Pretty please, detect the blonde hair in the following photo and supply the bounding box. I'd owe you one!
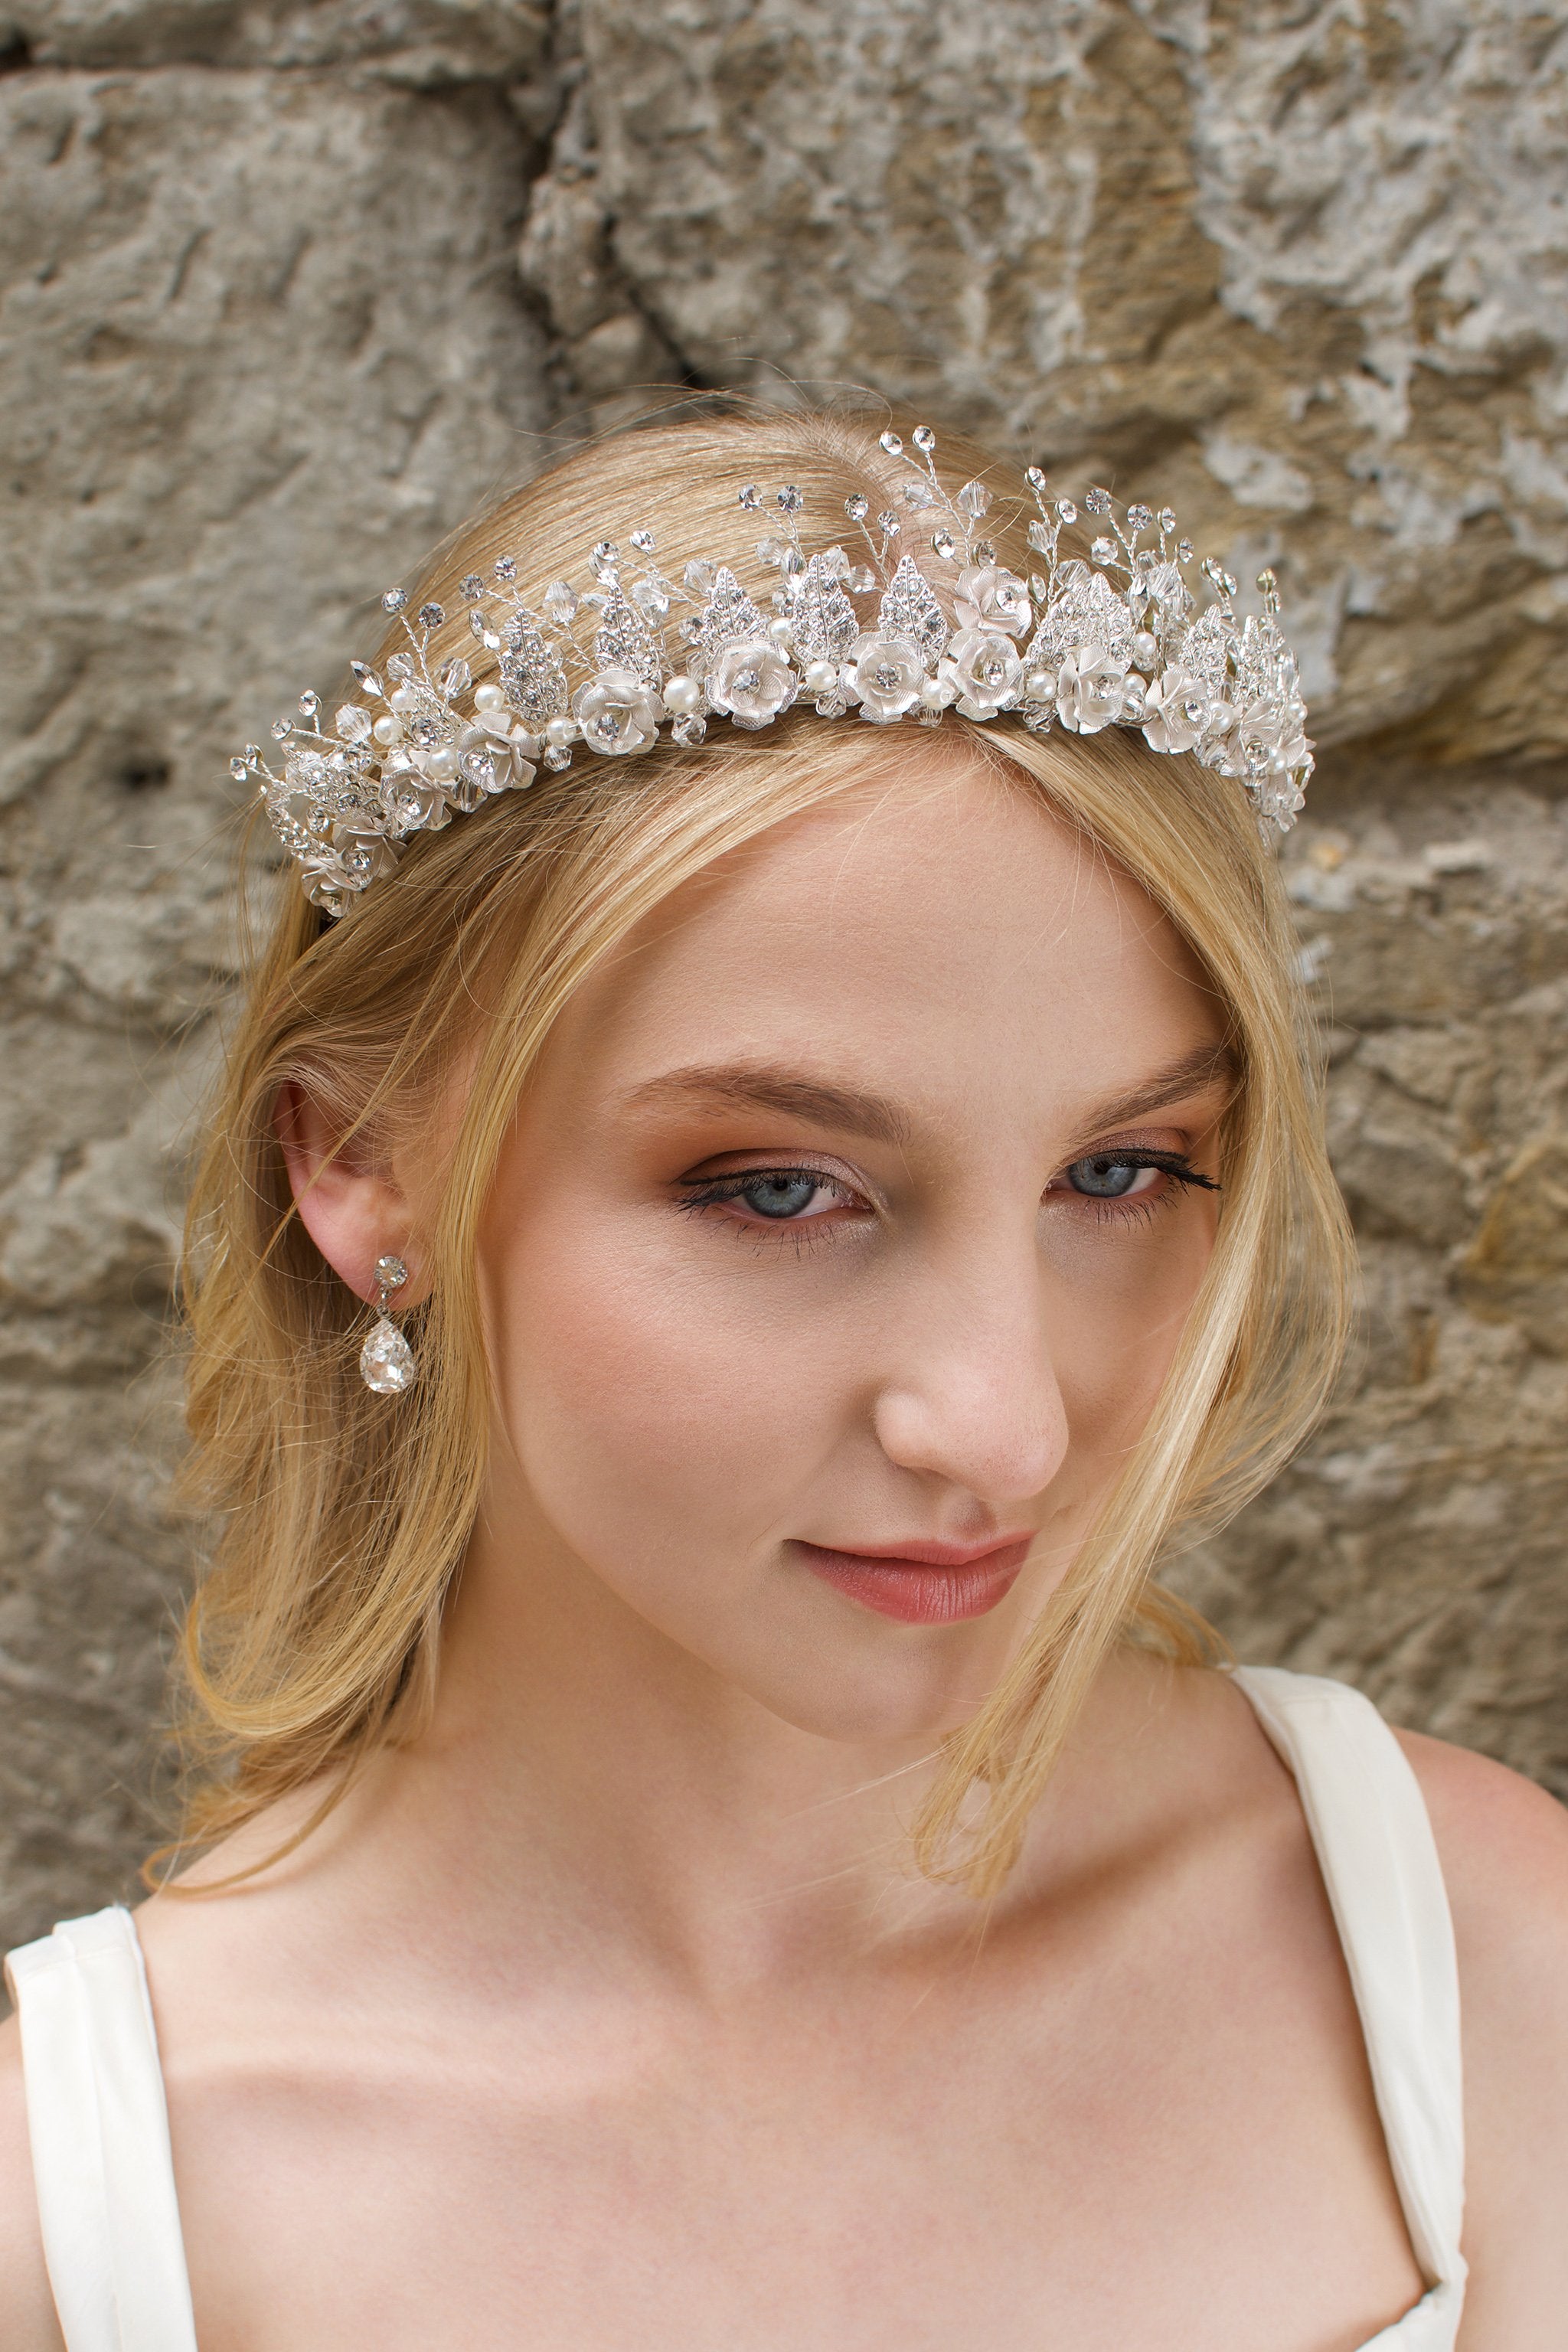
[168,401,1354,1896]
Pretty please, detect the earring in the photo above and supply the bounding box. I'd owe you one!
[359,1253,417,1394]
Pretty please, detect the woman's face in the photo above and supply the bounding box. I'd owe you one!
[473,756,1232,1743]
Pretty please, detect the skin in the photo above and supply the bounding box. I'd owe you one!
[2,753,1566,2347]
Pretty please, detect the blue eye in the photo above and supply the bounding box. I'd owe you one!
[739,1172,823,1219]
[1067,1155,1152,1198]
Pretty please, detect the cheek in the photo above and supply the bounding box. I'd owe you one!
[479,1189,844,1577]
[1047,1208,1219,1471]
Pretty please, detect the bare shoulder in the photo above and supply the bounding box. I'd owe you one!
[0,2012,65,2350]
[1394,1726,1568,1967]
[1395,1728,1568,2336]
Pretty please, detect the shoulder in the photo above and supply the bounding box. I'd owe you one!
[0,2007,66,2349]
[1395,1727,1568,2325]
[1394,1725,1568,1977]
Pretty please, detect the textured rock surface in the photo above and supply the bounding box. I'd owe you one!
[2,0,1567,1952]
[1183,767,1568,1800]
[0,51,552,1949]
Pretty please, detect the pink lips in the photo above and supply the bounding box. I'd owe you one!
[793,1534,1034,1625]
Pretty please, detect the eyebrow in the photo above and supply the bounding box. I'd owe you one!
[619,1062,914,1148]
[620,1040,1236,1153]
[1075,1040,1240,1137]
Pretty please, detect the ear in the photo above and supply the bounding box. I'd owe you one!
[276,1080,420,1305]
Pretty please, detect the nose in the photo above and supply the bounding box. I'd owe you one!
[871,1227,1069,1508]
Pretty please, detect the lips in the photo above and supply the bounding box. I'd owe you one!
[792,1534,1034,1625]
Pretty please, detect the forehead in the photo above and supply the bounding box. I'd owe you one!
[542,760,1222,1117]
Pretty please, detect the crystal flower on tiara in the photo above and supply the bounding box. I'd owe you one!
[237,427,1314,916]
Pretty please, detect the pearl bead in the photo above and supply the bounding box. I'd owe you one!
[424,746,457,781]
[662,675,701,717]
[545,716,577,750]
[1023,668,1053,700]
[473,682,505,710]
[919,678,949,712]
[767,616,794,646]
[372,714,403,745]
[388,685,417,714]
[804,661,838,694]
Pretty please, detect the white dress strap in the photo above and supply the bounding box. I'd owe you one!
[4,1906,198,2352]
[1233,1665,1466,2340]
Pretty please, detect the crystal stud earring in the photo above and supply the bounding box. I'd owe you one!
[359,1253,416,1394]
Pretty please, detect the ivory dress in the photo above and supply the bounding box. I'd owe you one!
[5,1667,1466,2350]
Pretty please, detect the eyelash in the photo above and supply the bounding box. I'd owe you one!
[674,1152,1217,1242]
[1061,1149,1219,1230]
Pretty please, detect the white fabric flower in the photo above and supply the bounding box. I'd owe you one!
[382,773,454,836]
[952,564,1031,638]
[573,667,665,756]
[847,632,926,724]
[706,635,799,728]
[1054,645,1129,734]
[940,627,1023,720]
[1139,664,1207,755]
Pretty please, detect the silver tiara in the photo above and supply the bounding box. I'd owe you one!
[239,428,1313,916]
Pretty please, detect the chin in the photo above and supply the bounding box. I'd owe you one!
[724,1633,1014,1749]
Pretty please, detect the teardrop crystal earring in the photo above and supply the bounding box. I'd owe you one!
[359,1253,417,1394]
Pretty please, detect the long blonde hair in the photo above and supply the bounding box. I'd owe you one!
[169,402,1354,1896]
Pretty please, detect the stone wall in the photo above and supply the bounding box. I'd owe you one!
[2,0,1566,1949]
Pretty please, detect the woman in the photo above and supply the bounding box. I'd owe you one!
[2,405,1564,2347]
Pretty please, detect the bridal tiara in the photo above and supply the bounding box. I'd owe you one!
[239,427,1314,916]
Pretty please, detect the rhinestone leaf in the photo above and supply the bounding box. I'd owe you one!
[791,552,859,666]
[696,566,769,655]
[594,587,662,690]
[877,554,949,664]
[500,609,570,730]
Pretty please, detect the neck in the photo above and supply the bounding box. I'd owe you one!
[407,1531,969,1989]
[323,1483,1161,1997]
